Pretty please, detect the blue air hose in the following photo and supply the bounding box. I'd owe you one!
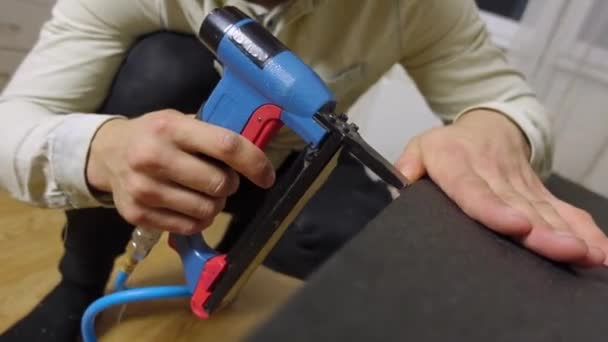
[112,270,129,292]
[80,285,190,342]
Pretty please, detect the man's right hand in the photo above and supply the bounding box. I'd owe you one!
[86,109,276,234]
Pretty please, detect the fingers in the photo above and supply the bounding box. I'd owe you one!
[407,123,607,268]
[576,247,606,268]
[109,110,267,235]
[425,138,602,266]
[151,150,240,198]
[551,199,608,266]
[114,191,212,235]
[528,199,570,233]
[125,138,241,197]
[471,171,597,266]
[497,190,589,262]
[172,119,275,188]
[522,203,595,265]
[395,136,426,182]
[123,174,226,222]
[505,173,606,266]
[516,226,590,264]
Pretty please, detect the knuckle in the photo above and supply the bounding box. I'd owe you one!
[253,157,271,179]
[227,171,240,195]
[529,201,551,216]
[574,208,594,223]
[529,198,552,210]
[126,177,158,203]
[403,134,421,151]
[218,131,241,155]
[159,109,181,116]
[194,219,214,232]
[420,127,442,141]
[208,169,240,196]
[420,129,458,149]
[177,222,198,235]
[208,173,230,196]
[213,197,227,213]
[436,140,469,161]
[522,170,548,193]
[194,200,215,220]
[529,199,561,221]
[193,198,224,221]
[418,133,439,151]
[123,207,147,225]
[127,144,161,171]
[148,112,176,135]
[150,117,171,135]
[495,188,521,204]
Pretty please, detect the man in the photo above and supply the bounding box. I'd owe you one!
[1,0,607,341]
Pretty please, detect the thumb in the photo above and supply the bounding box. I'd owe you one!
[395,136,426,182]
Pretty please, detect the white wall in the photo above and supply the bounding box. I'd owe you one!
[0,0,55,90]
[507,0,608,195]
[549,67,608,193]
[347,65,441,164]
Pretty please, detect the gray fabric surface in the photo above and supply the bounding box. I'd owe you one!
[248,175,608,342]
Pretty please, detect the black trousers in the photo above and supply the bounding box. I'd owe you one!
[59,31,393,289]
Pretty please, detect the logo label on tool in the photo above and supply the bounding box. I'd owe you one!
[226,22,286,68]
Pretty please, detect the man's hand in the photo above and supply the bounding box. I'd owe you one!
[86,109,275,234]
[395,110,608,267]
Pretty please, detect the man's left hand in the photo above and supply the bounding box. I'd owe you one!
[395,109,608,267]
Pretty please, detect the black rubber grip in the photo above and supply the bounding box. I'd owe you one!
[199,6,249,53]
[199,6,287,67]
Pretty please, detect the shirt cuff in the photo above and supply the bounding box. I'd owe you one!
[50,113,124,208]
[452,101,547,175]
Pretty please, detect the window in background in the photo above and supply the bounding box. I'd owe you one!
[475,0,532,50]
[475,0,529,21]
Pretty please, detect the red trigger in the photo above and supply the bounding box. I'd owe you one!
[241,104,283,149]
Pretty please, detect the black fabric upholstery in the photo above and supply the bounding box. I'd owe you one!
[248,175,608,342]
[263,152,393,279]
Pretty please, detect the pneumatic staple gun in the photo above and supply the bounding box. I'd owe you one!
[177,6,409,318]
[118,5,407,320]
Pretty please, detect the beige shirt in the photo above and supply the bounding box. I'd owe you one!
[0,0,552,209]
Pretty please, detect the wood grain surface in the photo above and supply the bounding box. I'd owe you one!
[0,191,302,341]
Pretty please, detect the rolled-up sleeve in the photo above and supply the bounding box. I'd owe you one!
[399,0,553,178]
[0,0,160,208]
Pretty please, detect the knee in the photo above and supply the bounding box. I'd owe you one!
[99,31,220,117]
